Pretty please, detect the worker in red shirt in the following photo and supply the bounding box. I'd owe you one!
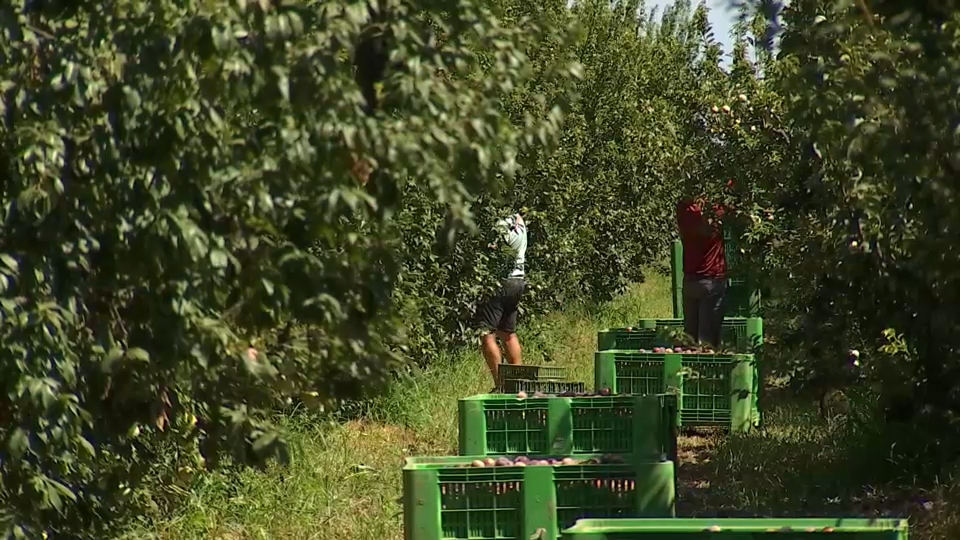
[676,194,728,348]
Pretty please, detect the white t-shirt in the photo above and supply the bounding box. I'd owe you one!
[497,214,527,279]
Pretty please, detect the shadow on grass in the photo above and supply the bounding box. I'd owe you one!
[677,392,960,539]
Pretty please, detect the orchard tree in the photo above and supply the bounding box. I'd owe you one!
[770,1,960,426]
[506,0,727,305]
[388,0,739,363]
[719,0,960,464]
[0,0,575,536]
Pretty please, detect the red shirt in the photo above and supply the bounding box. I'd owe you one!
[677,198,727,279]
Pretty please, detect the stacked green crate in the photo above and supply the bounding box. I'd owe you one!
[500,379,587,394]
[725,275,763,318]
[497,364,586,395]
[596,317,763,352]
[404,388,681,539]
[670,240,684,319]
[458,394,679,463]
[500,365,568,381]
[402,456,676,540]
[594,351,757,432]
[560,518,909,538]
[596,318,763,427]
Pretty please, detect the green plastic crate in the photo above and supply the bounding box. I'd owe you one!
[723,223,743,269]
[597,317,763,352]
[670,240,683,319]
[596,318,764,428]
[725,276,762,318]
[594,352,756,432]
[499,364,568,382]
[458,394,679,462]
[561,518,909,538]
[500,380,587,395]
[402,456,676,540]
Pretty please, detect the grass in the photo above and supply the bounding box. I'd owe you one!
[679,391,960,539]
[136,271,959,540]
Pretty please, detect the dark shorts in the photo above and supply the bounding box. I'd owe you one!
[683,276,727,348]
[475,277,526,334]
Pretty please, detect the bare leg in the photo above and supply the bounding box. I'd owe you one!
[481,332,502,384]
[498,331,522,365]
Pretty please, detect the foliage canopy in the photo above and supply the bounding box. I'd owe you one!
[8,0,960,536]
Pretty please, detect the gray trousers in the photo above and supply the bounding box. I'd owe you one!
[683,277,727,348]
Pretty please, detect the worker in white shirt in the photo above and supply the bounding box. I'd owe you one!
[475,212,527,388]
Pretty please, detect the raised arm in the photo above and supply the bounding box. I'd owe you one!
[497,214,523,238]
[491,213,525,249]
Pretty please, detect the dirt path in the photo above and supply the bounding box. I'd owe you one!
[676,431,729,517]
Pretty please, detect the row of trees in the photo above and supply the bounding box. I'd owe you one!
[711,1,960,443]
[0,0,725,536]
[4,0,959,535]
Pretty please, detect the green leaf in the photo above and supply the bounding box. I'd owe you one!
[251,431,279,455]
[47,477,78,506]
[126,348,150,362]
[102,347,124,373]
[8,428,29,460]
[0,253,19,273]
[210,249,228,269]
